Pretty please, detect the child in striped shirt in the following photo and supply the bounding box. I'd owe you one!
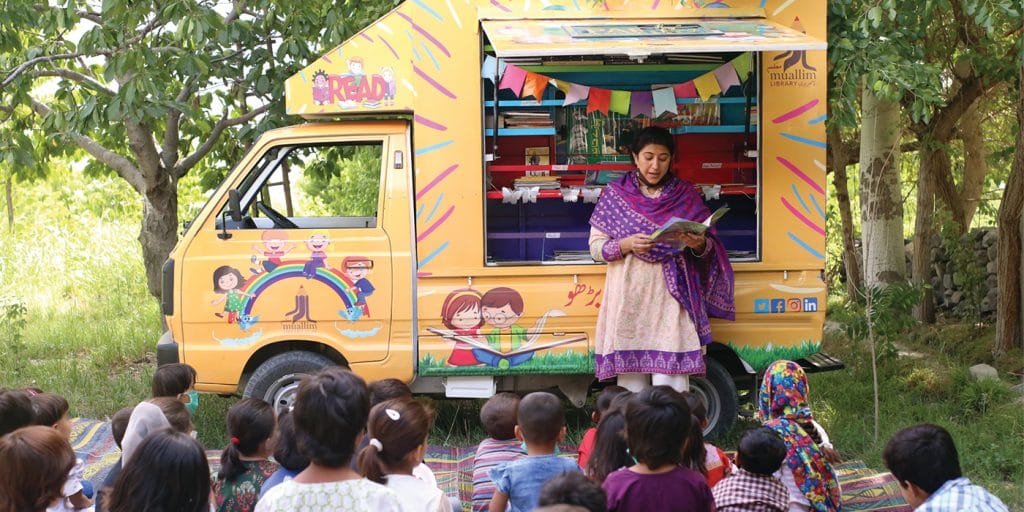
[472,393,526,512]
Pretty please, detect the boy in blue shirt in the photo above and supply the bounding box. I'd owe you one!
[489,392,581,512]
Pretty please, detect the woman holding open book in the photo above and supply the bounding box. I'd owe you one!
[588,126,735,393]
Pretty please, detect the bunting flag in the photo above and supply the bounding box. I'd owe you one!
[481,55,499,82]
[629,91,654,118]
[609,90,631,115]
[713,62,741,93]
[498,64,527,96]
[587,87,611,114]
[564,83,590,106]
[521,71,549,100]
[731,52,753,81]
[652,87,676,116]
[693,72,722,101]
[673,81,698,99]
[552,79,572,94]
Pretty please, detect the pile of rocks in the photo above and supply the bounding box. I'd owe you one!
[929,228,997,314]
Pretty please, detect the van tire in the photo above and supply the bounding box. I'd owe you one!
[691,358,738,440]
[243,351,337,413]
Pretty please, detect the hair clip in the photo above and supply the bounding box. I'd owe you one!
[230,437,240,445]
[369,438,383,451]
[385,408,401,421]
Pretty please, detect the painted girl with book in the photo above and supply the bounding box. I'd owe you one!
[588,126,735,393]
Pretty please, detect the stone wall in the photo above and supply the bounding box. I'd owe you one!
[929,227,997,314]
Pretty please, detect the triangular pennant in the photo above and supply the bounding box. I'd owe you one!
[564,83,590,106]
[693,72,722,101]
[713,62,741,93]
[673,81,698,99]
[481,55,498,82]
[521,71,550,100]
[552,79,572,94]
[587,87,611,115]
[498,64,527,96]
[630,91,654,118]
[731,53,752,81]
[652,87,677,116]
[609,90,631,115]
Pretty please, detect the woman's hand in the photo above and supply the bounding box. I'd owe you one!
[620,234,653,255]
[679,231,707,253]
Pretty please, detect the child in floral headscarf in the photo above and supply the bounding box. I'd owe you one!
[758,360,842,512]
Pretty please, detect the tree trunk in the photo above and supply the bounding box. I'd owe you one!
[912,147,941,323]
[959,100,987,228]
[859,88,906,288]
[832,161,863,298]
[4,177,12,231]
[993,75,1023,354]
[139,177,180,298]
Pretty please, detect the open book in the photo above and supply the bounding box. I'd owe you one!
[650,206,730,243]
[425,327,585,358]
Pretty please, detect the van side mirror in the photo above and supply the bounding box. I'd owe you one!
[227,189,243,222]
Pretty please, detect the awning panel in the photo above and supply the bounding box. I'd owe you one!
[482,18,826,59]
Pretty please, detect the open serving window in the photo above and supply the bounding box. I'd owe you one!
[480,17,825,266]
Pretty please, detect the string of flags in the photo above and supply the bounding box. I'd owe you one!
[481,53,753,116]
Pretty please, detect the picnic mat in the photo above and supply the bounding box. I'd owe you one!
[73,418,909,511]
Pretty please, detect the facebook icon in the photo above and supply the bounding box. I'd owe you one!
[770,298,786,313]
[803,298,818,312]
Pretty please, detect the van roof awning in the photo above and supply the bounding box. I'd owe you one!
[481,18,826,59]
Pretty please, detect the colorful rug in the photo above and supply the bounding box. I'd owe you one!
[74,418,909,511]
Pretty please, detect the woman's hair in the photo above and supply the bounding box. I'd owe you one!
[357,398,432,484]
[147,397,192,433]
[480,392,521,440]
[272,411,310,472]
[624,386,691,470]
[0,426,76,512]
[585,408,632,484]
[679,392,708,475]
[629,126,675,157]
[151,363,197,397]
[292,366,369,468]
[107,428,210,512]
[29,392,69,427]
[219,398,276,482]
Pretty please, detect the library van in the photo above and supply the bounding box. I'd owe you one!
[158,0,836,435]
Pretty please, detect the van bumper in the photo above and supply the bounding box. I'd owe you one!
[156,330,180,366]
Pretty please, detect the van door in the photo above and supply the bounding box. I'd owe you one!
[179,131,399,386]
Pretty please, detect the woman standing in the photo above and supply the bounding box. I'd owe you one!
[589,126,734,392]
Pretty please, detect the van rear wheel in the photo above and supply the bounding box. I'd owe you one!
[243,351,336,414]
[690,358,738,440]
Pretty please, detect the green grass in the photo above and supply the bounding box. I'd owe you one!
[728,340,821,372]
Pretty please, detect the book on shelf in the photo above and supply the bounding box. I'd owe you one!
[650,206,730,243]
[553,250,594,262]
[524,146,550,175]
[514,175,561,189]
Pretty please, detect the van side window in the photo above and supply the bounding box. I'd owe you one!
[225,141,384,230]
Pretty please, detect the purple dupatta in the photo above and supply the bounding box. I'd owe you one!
[589,173,736,347]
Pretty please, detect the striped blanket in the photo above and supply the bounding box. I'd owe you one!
[73,418,909,511]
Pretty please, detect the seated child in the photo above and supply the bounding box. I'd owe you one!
[31,392,93,512]
[0,426,77,512]
[260,410,310,498]
[577,386,628,470]
[538,471,608,512]
[601,386,714,512]
[584,393,633,484]
[472,392,526,512]
[489,392,581,512]
[106,428,211,512]
[213,398,279,512]
[94,406,133,512]
[713,427,789,512]
[681,391,734,487]
[883,423,1008,511]
[0,388,34,436]
[151,363,199,415]
[358,398,448,512]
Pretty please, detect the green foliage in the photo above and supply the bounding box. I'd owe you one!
[300,145,382,217]
[0,296,28,377]
[937,217,988,319]
[835,281,923,359]
[727,341,821,372]
[952,368,1014,415]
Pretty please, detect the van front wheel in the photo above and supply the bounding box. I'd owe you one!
[690,358,738,440]
[243,351,336,414]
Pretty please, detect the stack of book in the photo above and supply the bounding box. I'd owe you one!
[553,250,594,262]
[514,175,561,189]
[503,111,553,128]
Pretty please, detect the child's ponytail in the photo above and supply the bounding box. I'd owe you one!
[681,412,707,475]
[218,398,276,482]
[356,398,431,484]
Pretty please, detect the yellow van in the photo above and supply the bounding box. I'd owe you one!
[158,0,835,435]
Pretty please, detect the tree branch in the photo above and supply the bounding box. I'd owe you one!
[28,69,115,96]
[160,82,198,170]
[3,53,86,88]
[173,102,273,177]
[27,97,146,194]
[125,120,163,190]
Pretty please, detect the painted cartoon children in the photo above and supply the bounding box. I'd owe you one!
[251,229,296,274]
[381,67,396,106]
[477,287,533,368]
[312,70,330,106]
[211,266,253,324]
[440,288,485,367]
[342,257,375,314]
[301,234,330,279]
[345,57,365,86]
